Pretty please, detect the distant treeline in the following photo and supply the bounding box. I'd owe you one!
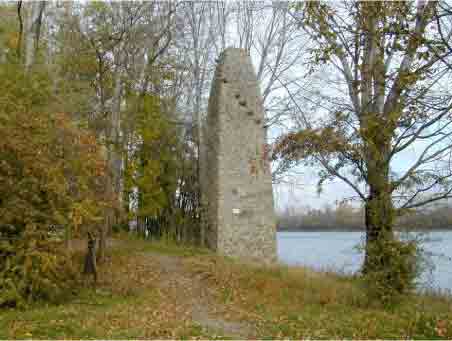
[277,202,452,231]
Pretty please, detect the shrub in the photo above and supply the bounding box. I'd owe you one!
[0,227,79,307]
[0,65,110,307]
[363,238,421,304]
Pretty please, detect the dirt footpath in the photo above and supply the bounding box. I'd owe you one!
[143,252,254,338]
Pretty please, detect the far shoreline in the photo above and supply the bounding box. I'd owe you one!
[277,227,452,233]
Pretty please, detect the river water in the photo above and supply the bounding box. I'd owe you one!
[277,231,452,292]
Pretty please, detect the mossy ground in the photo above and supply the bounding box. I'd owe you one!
[1,234,451,339]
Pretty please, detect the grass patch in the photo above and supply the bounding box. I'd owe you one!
[185,254,452,339]
[113,232,212,257]
[1,234,451,339]
[0,236,213,339]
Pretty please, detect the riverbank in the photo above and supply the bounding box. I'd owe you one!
[1,235,451,339]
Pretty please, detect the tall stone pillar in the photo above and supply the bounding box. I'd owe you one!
[201,48,277,264]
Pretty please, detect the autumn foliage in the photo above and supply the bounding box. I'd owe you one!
[0,66,109,307]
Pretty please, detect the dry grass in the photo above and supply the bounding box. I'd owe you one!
[185,254,452,339]
[0,239,210,339]
[1,235,452,339]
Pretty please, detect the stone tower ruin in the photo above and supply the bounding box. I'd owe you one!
[201,48,277,264]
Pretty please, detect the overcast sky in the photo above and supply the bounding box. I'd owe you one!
[216,3,452,212]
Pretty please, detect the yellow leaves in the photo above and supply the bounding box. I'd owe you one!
[0,68,110,307]
[399,70,421,88]
[274,126,352,162]
[69,203,85,228]
[2,109,107,226]
[6,32,19,50]
[435,319,448,338]
[70,210,83,229]
[70,199,105,234]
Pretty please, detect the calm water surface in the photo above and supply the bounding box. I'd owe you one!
[277,231,452,292]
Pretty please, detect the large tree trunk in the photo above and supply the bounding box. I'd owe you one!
[362,159,395,274]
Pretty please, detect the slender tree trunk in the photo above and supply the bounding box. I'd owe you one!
[16,1,23,61]
[24,1,45,72]
[98,218,107,263]
[98,167,115,263]
[122,134,130,228]
[110,66,122,202]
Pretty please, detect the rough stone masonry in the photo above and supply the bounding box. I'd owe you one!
[201,48,277,264]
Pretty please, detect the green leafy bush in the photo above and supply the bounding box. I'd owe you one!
[363,238,421,303]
